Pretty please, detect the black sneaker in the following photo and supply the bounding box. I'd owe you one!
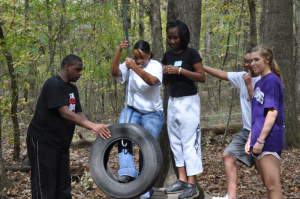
[117,175,135,183]
[178,183,199,199]
[164,180,188,194]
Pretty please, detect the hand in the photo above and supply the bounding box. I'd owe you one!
[242,69,251,86]
[163,65,179,74]
[92,124,111,139]
[198,50,203,59]
[252,141,264,154]
[125,58,136,69]
[118,37,129,52]
[245,139,251,154]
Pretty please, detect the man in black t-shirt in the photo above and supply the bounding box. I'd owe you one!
[27,54,110,199]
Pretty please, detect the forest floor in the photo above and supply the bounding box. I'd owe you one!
[1,126,299,199]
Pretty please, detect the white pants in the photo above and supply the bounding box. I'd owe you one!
[167,94,203,176]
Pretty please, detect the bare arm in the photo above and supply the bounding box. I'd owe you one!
[162,66,170,85]
[243,72,254,100]
[163,62,206,83]
[125,58,159,86]
[111,38,128,77]
[58,106,111,139]
[181,62,206,82]
[77,112,88,120]
[198,50,228,81]
[245,131,252,154]
[252,108,278,154]
[203,65,229,81]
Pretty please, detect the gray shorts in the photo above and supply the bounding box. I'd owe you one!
[224,128,255,168]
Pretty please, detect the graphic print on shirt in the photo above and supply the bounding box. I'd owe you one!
[69,93,76,112]
[254,87,264,104]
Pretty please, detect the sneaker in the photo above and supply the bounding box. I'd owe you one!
[140,189,154,199]
[117,175,135,183]
[212,193,229,199]
[164,180,188,194]
[178,183,199,199]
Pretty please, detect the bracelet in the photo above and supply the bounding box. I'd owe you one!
[178,67,182,75]
[257,138,265,144]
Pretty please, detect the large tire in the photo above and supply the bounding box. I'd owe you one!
[89,123,163,198]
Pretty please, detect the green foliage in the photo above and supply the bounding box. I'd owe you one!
[0,0,264,141]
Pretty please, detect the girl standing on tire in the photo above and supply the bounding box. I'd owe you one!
[111,38,164,199]
[245,45,284,199]
[162,20,206,199]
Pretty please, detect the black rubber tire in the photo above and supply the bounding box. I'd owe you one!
[89,123,163,198]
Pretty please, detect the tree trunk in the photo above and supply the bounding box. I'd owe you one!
[149,0,164,62]
[295,0,300,115]
[0,24,20,161]
[247,0,257,47]
[154,0,206,198]
[171,1,202,49]
[46,0,55,76]
[25,0,36,115]
[0,91,13,190]
[127,0,131,30]
[139,0,144,38]
[260,0,300,148]
[205,16,216,111]
[154,0,177,188]
[243,22,251,51]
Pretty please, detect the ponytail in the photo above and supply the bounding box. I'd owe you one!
[251,45,283,83]
[270,59,283,83]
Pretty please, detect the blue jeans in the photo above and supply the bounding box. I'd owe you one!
[118,106,164,178]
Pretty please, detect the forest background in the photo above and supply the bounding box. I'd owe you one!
[0,0,300,198]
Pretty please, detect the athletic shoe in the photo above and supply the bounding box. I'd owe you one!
[140,189,154,199]
[117,175,135,183]
[164,180,188,194]
[178,183,199,199]
[212,193,229,199]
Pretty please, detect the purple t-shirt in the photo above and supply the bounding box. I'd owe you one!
[250,73,284,152]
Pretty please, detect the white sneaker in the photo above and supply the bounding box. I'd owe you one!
[212,193,229,199]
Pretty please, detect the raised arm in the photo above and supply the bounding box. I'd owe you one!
[203,65,229,81]
[243,70,254,99]
[58,107,110,139]
[111,37,128,77]
[125,58,159,86]
[198,51,228,81]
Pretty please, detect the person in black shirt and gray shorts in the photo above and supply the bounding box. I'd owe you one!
[162,20,206,199]
[26,54,111,199]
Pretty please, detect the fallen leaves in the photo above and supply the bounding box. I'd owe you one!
[1,129,300,198]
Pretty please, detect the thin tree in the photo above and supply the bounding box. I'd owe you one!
[247,0,257,47]
[139,0,144,38]
[0,22,20,161]
[295,0,300,114]
[0,86,13,190]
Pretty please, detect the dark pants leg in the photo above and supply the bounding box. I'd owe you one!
[55,150,71,199]
[27,135,72,199]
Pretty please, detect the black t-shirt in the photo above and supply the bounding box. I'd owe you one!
[27,75,82,152]
[162,47,202,97]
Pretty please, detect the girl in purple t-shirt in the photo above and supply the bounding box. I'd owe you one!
[245,45,284,199]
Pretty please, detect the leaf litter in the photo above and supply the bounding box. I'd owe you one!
[1,130,299,198]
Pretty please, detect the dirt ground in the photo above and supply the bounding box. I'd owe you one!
[1,128,299,199]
